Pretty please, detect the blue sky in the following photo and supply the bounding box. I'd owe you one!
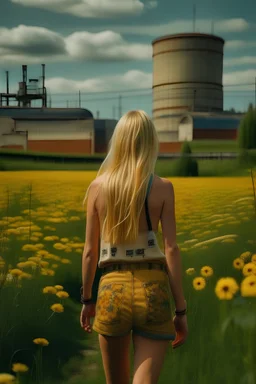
[0,0,255,118]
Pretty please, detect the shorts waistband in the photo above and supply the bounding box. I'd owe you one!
[102,262,167,274]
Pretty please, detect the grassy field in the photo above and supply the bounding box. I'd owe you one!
[189,140,238,152]
[0,157,251,177]
[0,172,256,383]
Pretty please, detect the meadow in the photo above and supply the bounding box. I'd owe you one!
[0,171,256,384]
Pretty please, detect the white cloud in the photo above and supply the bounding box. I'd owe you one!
[223,69,256,90]
[11,0,147,18]
[101,18,250,36]
[225,40,256,49]
[46,70,152,93]
[46,68,256,94]
[215,18,249,32]
[0,26,151,65]
[224,56,256,67]
[65,31,151,60]
[0,25,66,56]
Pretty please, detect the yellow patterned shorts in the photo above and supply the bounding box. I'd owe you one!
[93,269,175,340]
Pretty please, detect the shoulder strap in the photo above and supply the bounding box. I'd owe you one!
[146,173,153,198]
[145,174,153,231]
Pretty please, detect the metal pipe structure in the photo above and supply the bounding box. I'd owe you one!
[6,71,9,106]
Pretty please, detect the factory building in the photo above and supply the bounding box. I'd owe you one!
[151,32,240,152]
[0,64,118,155]
[0,107,117,154]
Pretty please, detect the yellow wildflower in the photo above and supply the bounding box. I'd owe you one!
[9,269,23,277]
[37,250,49,257]
[51,303,64,313]
[215,278,239,300]
[64,247,72,253]
[233,258,244,270]
[0,373,16,383]
[56,291,69,299]
[60,238,69,243]
[193,277,206,291]
[16,262,27,269]
[30,236,39,242]
[251,254,256,264]
[53,243,67,250]
[44,226,56,231]
[44,236,55,241]
[242,263,256,277]
[32,232,43,237]
[28,257,41,263]
[12,363,29,373]
[61,259,71,264]
[186,268,195,275]
[43,286,57,294]
[55,285,63,290]
[240,251,251,261]
[241,275,256,297]
[18,272,32,280]
[35,244,44,250]
[200,266,213,277]
[22,244,38,252]
[40,261,49,268]
[33,338,49,346]
[41,269,55,276]
[69,216,80,221]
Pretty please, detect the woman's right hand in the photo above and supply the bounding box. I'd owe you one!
[172,315,188,349]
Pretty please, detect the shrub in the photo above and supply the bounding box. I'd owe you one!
[175,142,198,177]
[0,161,6,171]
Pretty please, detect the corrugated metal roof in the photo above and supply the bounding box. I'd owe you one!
[155,113,242,130]
[0,107,93,120]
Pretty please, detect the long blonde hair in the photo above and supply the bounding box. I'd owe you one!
[84,110,159,245]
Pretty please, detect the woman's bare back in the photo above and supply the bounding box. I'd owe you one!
[94,174,171,235]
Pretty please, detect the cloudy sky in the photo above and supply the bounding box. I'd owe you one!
[0,0,255,118]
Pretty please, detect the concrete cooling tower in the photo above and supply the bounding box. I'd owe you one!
[152,33,225,151]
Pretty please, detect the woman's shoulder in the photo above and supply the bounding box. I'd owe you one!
[154,175,173,188]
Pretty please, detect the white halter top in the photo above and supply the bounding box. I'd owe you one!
[98,174,166,267]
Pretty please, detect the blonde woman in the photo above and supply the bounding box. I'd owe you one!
[80,110,188,384]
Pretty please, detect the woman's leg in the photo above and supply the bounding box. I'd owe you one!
[98,332,131,384]
[132,334,169,384]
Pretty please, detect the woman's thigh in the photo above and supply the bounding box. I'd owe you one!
[132,333,169,384]
[98,332,131,384]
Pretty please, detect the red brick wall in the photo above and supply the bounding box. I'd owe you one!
[159,142,183,153]
[27,140,92,154]
[193,129,237,140]
[0,145,24,150]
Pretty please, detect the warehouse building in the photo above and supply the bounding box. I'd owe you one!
[0,107,117,154]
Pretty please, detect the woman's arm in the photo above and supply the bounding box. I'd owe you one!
[82,180,100,300]
[160,179,186,311]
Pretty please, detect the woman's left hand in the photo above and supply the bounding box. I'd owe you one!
[80,304,96,333]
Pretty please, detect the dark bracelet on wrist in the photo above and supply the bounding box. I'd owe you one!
[175,308,187,316]
[80,287,94,305]
[81,297,94,305]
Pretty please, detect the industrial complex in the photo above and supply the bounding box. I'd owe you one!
[0,33,243,154]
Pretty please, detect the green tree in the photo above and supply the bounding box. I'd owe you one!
[238,104,256,150]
